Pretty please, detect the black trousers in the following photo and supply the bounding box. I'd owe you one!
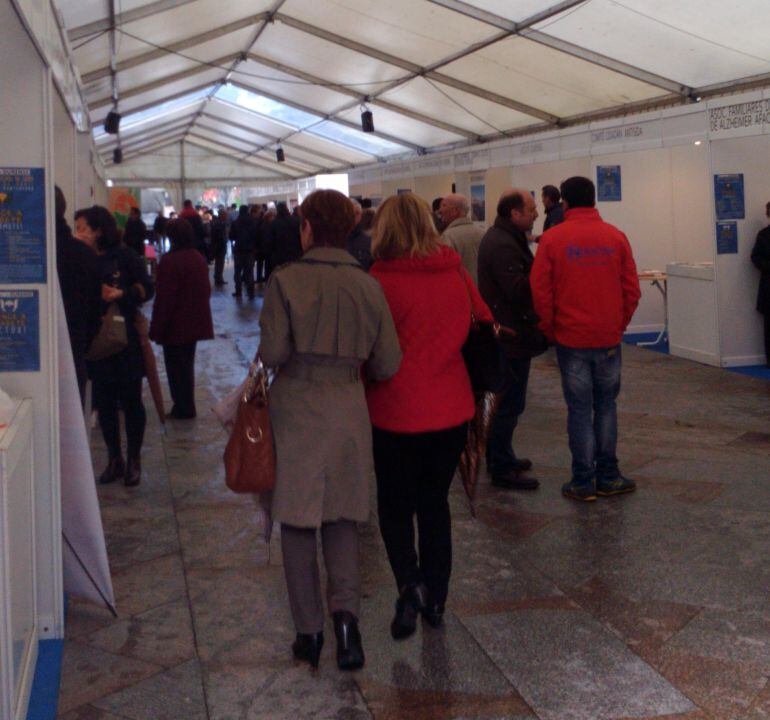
[213,247,226,283]
[764,314,770,366]
[233,252,255,296]
[163,342,197,418]
[373,423,467,609]
[93,374,146,460]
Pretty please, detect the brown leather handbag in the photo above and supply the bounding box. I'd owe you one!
[223,358,276,493]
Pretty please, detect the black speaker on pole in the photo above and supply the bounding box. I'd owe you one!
[104,110,121,134]
[276,147,285,163]
[361,109,374,133]
[113,147,123,164]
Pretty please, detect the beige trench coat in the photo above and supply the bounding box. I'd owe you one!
[259,247,401,528]
[442,217,485,284]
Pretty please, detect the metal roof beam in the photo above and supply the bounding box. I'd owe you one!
[425,0,690,96]
[97,120,193,150]
[274,13,556,123]
[93,86,212,124]
[184,137,300,179]
[89,54,241,110]
[106,136,186,164]
[81,13,270,84]
[68,0,199,41]
[244,53,480,141]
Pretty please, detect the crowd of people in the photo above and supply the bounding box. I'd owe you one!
[56,177,645,674]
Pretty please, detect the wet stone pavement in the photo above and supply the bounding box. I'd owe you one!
[59,267,770,720]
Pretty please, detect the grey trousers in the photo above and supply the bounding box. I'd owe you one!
[281,520,360,634]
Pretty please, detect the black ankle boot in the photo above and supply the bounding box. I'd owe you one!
[333,611,364,671]
[292,632,323,669]
[390,582,427,640]
[99,456,125,484]
[124,457,141,487]
[421,602,445,628]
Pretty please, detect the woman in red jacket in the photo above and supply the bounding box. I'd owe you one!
[367,193,492,639]
[149,219,214,419]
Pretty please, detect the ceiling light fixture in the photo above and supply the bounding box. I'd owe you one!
[276,144,285,163]
[360,100,374,133]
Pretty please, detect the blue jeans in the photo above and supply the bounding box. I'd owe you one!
[486,357,531,474]
[556,344,622,485]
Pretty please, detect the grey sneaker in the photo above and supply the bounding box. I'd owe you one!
[561,479,597,502]
[596,475,636,496]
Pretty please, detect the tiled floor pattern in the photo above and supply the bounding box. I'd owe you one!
[58,279,770,720]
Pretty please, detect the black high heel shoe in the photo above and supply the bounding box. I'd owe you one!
[99,456,125,484]
[390,582,427,640]
[292,632,324,669]
[333,611,364,671]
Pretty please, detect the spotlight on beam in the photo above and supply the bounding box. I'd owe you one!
[104,110,121,134]
[113,147,123,164]
[276,145,285,163]
[360,103,374,133]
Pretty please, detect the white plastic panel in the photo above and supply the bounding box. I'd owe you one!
[459,0,566,23]
[281,0,497,67]
[441,36,664,117]
[255,22,407,96]
[382,77,536,136]
[184,137,304,177]
[335,106,464,148]
[533,0,770,88]
[191,126,254,153]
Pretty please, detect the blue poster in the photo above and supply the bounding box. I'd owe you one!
[0,167,46,284]
[716,221,738,255]
[714,173,745,220]
[0,290,40,372]
[470,184,485,222]
[597,165,622,202]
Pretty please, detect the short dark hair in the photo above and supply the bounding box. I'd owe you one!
[55,185,66,219]
[560,176,595,208]
[129,206,140,216]
[361,198,372,209]
[276,201,290,218]
[183,199,193,208]
[300,189,355,249]
[74,208,89,222]
[542,185,560,203]
[432,197,443,212]
[497,191,526,219]
[166,218,195,249]
[84,205,120,250]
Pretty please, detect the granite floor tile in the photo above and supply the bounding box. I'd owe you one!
[56,641,163,715]
[463,609,695,720]
[744,679,770,719]
[80,598,196,668]
[111,553,187,617]
[64,599,119,641]
[59,706,130,720]
[92,659,207,720]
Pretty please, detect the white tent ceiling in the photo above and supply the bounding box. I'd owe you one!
[55,0,770,180]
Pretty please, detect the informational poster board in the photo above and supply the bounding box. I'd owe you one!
[470,183,486,222]
[716,221,739,255]
[0,289,40,371]
[0,167,46,283]
[107,187,140,230]
[597,165,622,202]
[714,174,745,220]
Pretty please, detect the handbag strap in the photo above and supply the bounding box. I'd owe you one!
[457,269,516,339]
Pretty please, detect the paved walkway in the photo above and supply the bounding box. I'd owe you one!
[58,276,770,720]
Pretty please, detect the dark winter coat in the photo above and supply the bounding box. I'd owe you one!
[149,248,214,346]
[270,215,302,267]
[346,225,373,270]
[751,225,770,315]
[477,216,548,359]
[123,217,147,256]
[229,214,257,254]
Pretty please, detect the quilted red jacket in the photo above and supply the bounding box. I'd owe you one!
[367,245,493,433]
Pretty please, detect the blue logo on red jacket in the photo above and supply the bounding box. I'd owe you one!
[566,245,615,266]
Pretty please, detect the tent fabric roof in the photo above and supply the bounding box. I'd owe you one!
[56,0,770,178]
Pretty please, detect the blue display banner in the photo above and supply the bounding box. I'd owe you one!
[597,165,622,202]
[0,167,46,284]
[714,173,745,220]
[716,221,738,255]
[0,289,40,372]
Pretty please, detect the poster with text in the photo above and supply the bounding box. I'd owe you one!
[0,289,40,372]
[0,167,46,284]
[470,184,486,222]
[716,221,738,255]
[108,187,140,230]
[597,165,622,202]
[714,174,745,220]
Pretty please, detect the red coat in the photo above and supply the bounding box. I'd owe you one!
[149,248,214,346]
[367,245,493,433]
[530,207,641,348]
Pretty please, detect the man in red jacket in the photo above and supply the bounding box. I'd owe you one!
[531,176,641,502]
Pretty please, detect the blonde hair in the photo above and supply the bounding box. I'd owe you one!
[372,193,441,260]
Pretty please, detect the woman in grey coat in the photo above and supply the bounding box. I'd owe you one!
[259,189,401,671]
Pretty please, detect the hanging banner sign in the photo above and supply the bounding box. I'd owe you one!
[714,174,745,220]
[597,165,622,202]
[0,167,46,284]
[0,289,40,372]
[716,221,738,255]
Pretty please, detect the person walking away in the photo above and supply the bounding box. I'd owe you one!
[530,176,641,502]
[259,190,401,671]
[210,209,228,286]
[123,207,147,257]
[477,189,548,490]
[367,193,493,639]
[270,202,302,270]
[346,200,373,270]
[149,219,214,419]
[229,205,257,299]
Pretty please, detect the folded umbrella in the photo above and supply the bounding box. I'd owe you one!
[458,392,500,517]
[134,312,166,425]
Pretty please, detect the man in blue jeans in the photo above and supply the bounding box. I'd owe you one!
[530,176,641,501]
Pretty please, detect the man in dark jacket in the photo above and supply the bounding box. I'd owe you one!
[270,202,302,269]
[751,201,770,366]
[346,200,373,270]
[229,205,257,298]
[123,207,147,256]
[179,199,207,259]
[478,188,547,490]
[55,186,102,405]
[210,209,229,286]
